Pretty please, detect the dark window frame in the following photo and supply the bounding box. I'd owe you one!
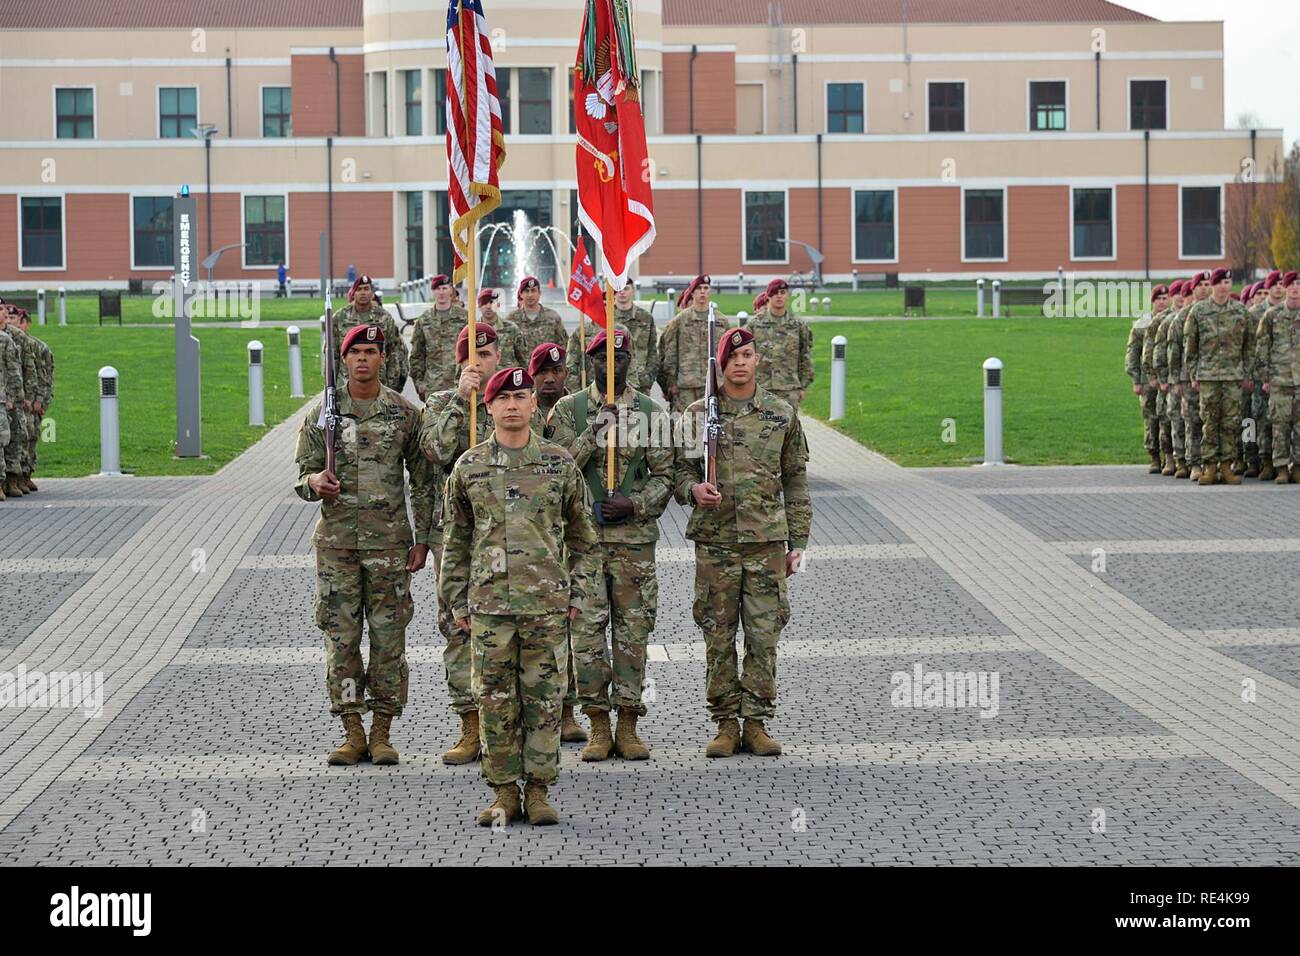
[1071,187,1115,259]
[244,195,287,267]
[262,87,292,138]
[1029,80,1067,132]
[743,190,788,264]
[55,87,95,139]
[403,70,422,136]
[159,86,198,139]
[963,188,1005,261]
[827,82,864,134]
[517,67,552,135]
[406,191,424,280]
[1181,186,1222,258]
[132,196,175,268]
[20,196,65,269]
[853,189,896,262]
[928,81,965,132]
[1129,79,1167,131]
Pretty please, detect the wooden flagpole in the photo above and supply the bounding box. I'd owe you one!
[459,0,477,441]
[605,279,616,492]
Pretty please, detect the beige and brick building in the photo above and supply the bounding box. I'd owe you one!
[0,0,1284,289]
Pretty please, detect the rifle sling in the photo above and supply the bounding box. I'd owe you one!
[574,390,651,502]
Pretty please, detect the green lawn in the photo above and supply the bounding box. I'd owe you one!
[9,293,331,326]
[30,326,322,477]
[800,318,1141,467]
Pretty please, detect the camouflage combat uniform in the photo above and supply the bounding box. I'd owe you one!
[294,385,434,717]
[26,332,52,476]
[1185,296,1253,468]
[745,308,814,409]
[409,304,469,396]
[1255,301,1300,470]
[658,306,728,414]
[439,433,599,787]
[675,385,811,720]
[547,382,674,715]
[506,306,567,359]
[1154,307,1185,468]
[566,305,659,394]
[332,303,408,392]
[6,324,39,478]
[1246,298,1276,470]
[0,326,20,478]
[1169,302,1202,469]
[1128,312,1159,459]
[486,315,530,371]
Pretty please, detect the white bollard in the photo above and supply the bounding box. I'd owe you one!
[738,272,745,293]
[982,357,1004,466]
[976,278,986,318]
[830,335,848,421]
[736,310,749,326]
[822,296,831,313]
[992,280,1002,318]
[1057,265,1065,293]
[37,289,46,325]
[98,366,122,476]
[58,287,67,326]
[287,326,305,398]
[248,341,266,426]
[666,288,675,305]
[287,277,294,297]
[852,268,859,292]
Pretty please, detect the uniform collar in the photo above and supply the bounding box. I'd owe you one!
[720,383,761,415]
[486,431,543,466]
[340,384,395,420]
[586,380,635,407]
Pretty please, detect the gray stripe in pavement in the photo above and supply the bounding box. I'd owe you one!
[803,417,1300,810]
[0,415,304,833]
[1053,538,1300,555]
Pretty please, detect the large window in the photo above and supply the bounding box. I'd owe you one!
[744,190,787,263]
[20,197,64,269]
[1181,186,1222,258]
[827,82,864,133]
[853,190,896,261]
[159,87,197,139]
[1072,188,1114,259]
[1129,79,1167,130]
[963,189,1005,260]
[928,81,965,132]
[244,196,286,267]
[433,69,448,136]
[262,87,291,137]
[434,191,454,279]
[406,191,424,280]
[55,88,94,139]
[403,70,422,136]
[518,68,552,134]
[133,196,174,268]
[568,66,577,135]
[1029,81,1066,131]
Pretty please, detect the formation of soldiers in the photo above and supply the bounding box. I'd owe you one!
[296,272,814,826]
[0,297,54,501]
[1126,268,1300,486]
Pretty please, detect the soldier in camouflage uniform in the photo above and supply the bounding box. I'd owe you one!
[659,274,729,414]
[566,285,659,394]
[0,306,16,502]
[1155,282,1189,478]
[409,274,469,401]
[531,342,570,428]
[507,275,567,358]
[745,279,814,409]
[1170,272,1210,481]
[547,327,674,762]
[1255,272,1300,484]
[294,324,435,766]
[1185,268,1255,486]
[477,287,530,370]
[1251,273,1287,480]
[332,275,408,393]
[19,311,53,490]
[1127,285,1165,473]
[675,326,811,758]
[2,308,40,497]
[441,365,599,827]
[749,291,770,320]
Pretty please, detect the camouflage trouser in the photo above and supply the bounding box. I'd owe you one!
[432,539,476,715]
[1197,381,1241,465]
[1254,384,1272,461]
[0,402,9,454]
[571,541,657,715]
[670,386,705,415]
[1156,389,1173,458]
[1138,385,1158,453]
[1179,384,1203,465]
[1270,386,1299,466]
[4,405,25,475]
[1167,386,1185,459]
[25,409,40,473]
[471,611,568,786]
[315,547,413,717]
[693,541,789,721]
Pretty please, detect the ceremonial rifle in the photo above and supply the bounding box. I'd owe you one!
[704,300,719,488]
[323,288,339,475]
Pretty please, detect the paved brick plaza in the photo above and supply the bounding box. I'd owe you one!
[2,415,1299,865]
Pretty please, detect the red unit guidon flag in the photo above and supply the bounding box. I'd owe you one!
[567,236,608,329]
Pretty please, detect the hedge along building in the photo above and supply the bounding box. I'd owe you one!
[0,0,1284,291]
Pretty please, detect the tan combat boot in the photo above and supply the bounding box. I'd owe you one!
[1276,467,1291,485]
[1174,458,1189,479]
[613,708,650,760]
[1161,453,1176,477]
[1147,450,1162,474]
[560,704,588,743]
[476,784,523,827]
[523,783,559,825]
[579,709,614,762]
[1260,462,1277,481]
[0,481,6,502]
[1291,464,1300,484]
[1189,464,1202,482]
[1220,461,1241,485]
[369,713,399,765]
[1197,463,1216,486]
[705,718,742,758]
[442,710,481,765]
[741,719,783,756]
[327,713,368,766]
[21,474,36,492]
[4,474,23,497]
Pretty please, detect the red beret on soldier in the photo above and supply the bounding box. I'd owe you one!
[347,274,374,301]
[716,326,755,369]
[455,322,498,363]
[340,322,384,356]
[585,326,631,356]
[517,275,540,299]
[1150,285,1168,303]
[752,291,769,312]
[1191,270,1210,288]
[1283,272,1299,288]
[676,273,710,309]
[1264,269,1282,289]
[1166,280,1181,297]
[1209,267,1231,286]
[429,273,450,290]
[527,342,566,377]
[483,366,533,404]
[765,278,789,297]
[477,288,499,307]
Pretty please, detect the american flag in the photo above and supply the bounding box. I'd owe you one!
[446,0,505,284]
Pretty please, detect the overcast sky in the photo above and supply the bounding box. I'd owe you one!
[1120,0,1299,146]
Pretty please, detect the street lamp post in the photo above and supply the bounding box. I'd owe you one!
[191,124,220,261]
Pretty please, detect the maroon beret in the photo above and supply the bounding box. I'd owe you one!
[456,322,498,363]
[517,275,540,297]
[1264,270,1282,289]
[484,366,533,403]
[717,326,755,369]
[1190,271,1210,288]
[1210,267,1231,285]
[1283,272,1299,288]
[347,274,374,300]
[676,274,711,309]
[1239,288,1250,303]
[429,273,450,290]
[528,342,566,376]
[1150,285,1168,303]
[586,326,631,356]
[1165,281,1180,297]
[752,292,769,312]
[341,323,384,355]
[477,288,499,306]
[765,278,789,297]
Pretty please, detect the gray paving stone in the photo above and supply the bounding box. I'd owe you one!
[246,501,318,555]
[1,573,93,646]
[1214,644,1300,692]
[0,504,160,558]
